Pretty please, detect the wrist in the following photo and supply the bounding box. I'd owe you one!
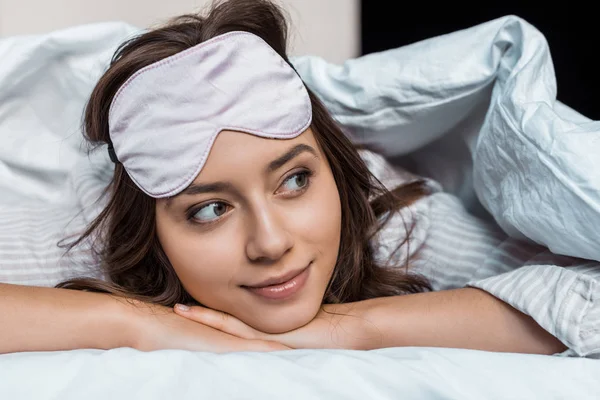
[94,295,141,350]
[358,295,409,350]
[339,298,390,351]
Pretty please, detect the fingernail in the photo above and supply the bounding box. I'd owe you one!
[175,303,190,312]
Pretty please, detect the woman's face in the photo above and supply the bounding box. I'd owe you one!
[155,128,342,333]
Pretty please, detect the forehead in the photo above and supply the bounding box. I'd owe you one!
[194,128,320,182]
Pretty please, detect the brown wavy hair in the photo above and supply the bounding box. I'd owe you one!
[57,0,432,305]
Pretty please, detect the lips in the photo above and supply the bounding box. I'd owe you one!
[245,266,307,289]
[242,262,312,301]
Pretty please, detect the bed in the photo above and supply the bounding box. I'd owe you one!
[2,347,599,399]
[0,15,599,399]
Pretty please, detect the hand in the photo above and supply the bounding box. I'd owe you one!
[173,301,383,350]
[120,299,292,353]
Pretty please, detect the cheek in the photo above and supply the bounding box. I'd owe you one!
[156,223,241,304]
[316,184,342,249]
[297,174,342,260]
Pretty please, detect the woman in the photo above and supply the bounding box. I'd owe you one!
[1,0,598,356]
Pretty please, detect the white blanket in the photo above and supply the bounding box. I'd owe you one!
[0,14,599,399]
[293,15,600,263]
[2,347,599,399]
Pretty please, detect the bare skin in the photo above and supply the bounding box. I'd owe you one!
[155,128,342,334]
[0,283,289,354]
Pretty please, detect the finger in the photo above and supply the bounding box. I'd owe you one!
[174,304,262,340]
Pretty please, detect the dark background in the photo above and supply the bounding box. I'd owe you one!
[360,3,599,119]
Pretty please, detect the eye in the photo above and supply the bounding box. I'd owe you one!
[190,202,230,223]
[279,170,313,193]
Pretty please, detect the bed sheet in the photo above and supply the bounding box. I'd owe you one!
[1,347,599,399]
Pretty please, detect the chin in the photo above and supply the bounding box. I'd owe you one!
[244,302,321,334]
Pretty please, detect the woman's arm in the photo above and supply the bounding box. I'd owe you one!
[0,283,129,353]
[174,287,566,355]
[0,283,288,354]
[367,166,599,356]
[361,287,567,354]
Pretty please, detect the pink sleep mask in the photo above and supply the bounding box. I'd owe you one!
[107,31,312,198]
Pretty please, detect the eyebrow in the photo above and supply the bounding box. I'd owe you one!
[166,143,318,207]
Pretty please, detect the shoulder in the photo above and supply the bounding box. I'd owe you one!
[358,148,508,274]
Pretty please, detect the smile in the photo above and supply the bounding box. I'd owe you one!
[242,262,311,301]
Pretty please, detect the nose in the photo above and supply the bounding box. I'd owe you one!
[245,203,294,263]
